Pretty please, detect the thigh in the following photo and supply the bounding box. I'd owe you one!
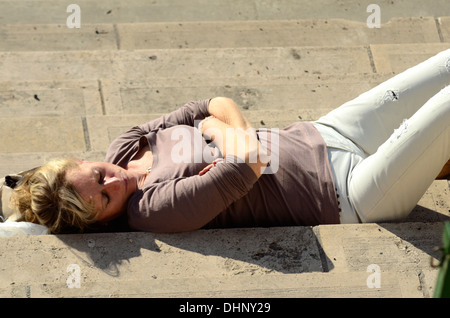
[316,49,450,155]
[348,85,450,223]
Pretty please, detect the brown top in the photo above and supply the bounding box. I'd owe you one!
[105,100,340,233]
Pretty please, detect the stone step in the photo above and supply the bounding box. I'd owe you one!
[0,223,445,298]
[116,17,446,50]
[0,73,389,119]
[0,46,372,82]
[0,17,448,52]
[98,74,388,115]
[1,0,450,24]
[0,40,448,157]
[3,271,426,298]
[0,43,448,83]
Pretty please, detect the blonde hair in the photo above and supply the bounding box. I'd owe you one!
[11,158,97,234]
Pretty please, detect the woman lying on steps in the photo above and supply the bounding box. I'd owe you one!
[4,49,450,234]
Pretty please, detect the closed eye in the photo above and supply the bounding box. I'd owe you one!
[98,170,105,184]
[97,170,110,205]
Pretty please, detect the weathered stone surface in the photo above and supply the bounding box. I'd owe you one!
[1,0,450,24]
[0,116,86,153]
[0,24,117,52]
[101,74,389,115]
[370,43,450,74]
[117,18,441,50]
[0,223,444,297]
[439,17,450,42]
[0,80,103,116]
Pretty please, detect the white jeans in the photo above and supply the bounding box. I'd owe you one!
[313,49,450,223]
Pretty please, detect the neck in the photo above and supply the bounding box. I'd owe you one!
[136,172,148,189]
[125,168,149,191]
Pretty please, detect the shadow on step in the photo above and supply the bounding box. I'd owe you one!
[377,205,450,263]
[55,225,333,278]
[53,205,448,278]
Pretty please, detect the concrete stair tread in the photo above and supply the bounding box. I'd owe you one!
[0,73,390,118]
[0,16,448,52]
[4,271,426,298]
[0,46,375,81]
[0,222,445,297]
[1,0,450,24]
[1,43,449,83]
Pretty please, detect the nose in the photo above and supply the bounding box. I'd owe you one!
[103,176,121,191]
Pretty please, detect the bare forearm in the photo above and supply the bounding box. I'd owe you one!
[208,97,251,129]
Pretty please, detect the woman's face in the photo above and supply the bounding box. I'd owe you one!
[66,161,137,222]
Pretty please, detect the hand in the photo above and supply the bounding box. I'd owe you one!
[202,118,269,178]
